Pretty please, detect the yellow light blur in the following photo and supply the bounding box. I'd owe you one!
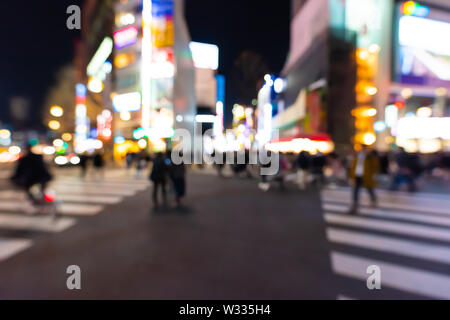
[114,53,135,69]
[366,86,378,96]
[8,146,21,155]
[417,107,432,118]
[50,106,64,117]
[48,120,61,131]
[419,139,441,154]
[0,129,11,139]
[53,139,64,148]
[367,108,377,117]
[62,133,73,142]
[87,77,104,93]
[352,107,377,118]
[138,139,147,149]
[435,87,447,97]
[120,111,131,121]
[362,132,376,146]
[233,105,246,119]
[368,44,381,54]
[265,139,334,154]
[401,88,413,99]
[358,49,370,60]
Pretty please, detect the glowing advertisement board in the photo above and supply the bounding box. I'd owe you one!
[396,10,450,87]
[151,0,174,48]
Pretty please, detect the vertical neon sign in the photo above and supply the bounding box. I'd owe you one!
[141,0,153,129]
[75,83,88,153]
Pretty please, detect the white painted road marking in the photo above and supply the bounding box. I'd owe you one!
[331,252,450,299]
[327,227,450,264]
[325,213,450,242]
[0,214,76,233]
[0,238,33,262]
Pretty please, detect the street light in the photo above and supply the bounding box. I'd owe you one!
[62,133,73,142]
[50,106,64,117]
[48,120,61,131]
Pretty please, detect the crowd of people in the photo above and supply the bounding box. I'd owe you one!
[9,142,450,214]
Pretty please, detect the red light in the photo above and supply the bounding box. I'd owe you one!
[44,193,56,203]
[394,101,405,110]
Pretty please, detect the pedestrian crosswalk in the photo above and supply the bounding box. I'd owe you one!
[0,169,151,263]
[322,186,450,300]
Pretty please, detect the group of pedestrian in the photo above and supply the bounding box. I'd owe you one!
[149,152,186,209]
[79,152,105,179]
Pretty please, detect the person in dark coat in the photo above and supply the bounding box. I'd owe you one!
[390,148,420,192]
[296,151,311,190]
[11,144,52,204]
[93,152,105,179]
[169,154,186,208]
[79,153,89,178]
[150,152,168,207]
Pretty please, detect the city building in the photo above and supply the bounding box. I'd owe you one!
[259,0,450,154]
[112,0,197,160]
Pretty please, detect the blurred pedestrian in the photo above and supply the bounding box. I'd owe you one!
[79,153,89,178]
[390,148,420,192]
[169,153,186,208]
[311,152,326,188]
[258,151,272,191]
[150,152,168,207]
[125,152,134,170]
[275,153,290,190]
[135,150,149,178]
[213,150,226,177]
[93,152,105,180]
[11,144,53,205]
[349,145,379,214]
[296,151,310,190]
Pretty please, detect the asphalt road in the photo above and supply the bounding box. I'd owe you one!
[0,165,449,300]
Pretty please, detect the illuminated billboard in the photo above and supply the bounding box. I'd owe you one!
[113,92,141,113]
[396,11,450,87]
[114,26,139,50]
[189,42,219,70]
[152,0,174,48]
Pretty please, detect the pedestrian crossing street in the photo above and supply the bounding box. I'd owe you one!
[0,168,150,264]
[322,186,450,300]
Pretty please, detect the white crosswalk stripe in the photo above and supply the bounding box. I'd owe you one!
[0,169,151,262]
[322,186,450,300]
[0,238,33,262]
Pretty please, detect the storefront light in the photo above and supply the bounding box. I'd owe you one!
[401,88,413,99]
[50,106,64,117]
[417,107,432,118]
[374,121,387,133]
[138,139,148,149]
[366,86,378,96]
[48,120,61,131]
[62,133,72,142]
[362,132,376,146]
[9,146,21,155]
[0,129,11,139]
[120,111,131,121]
[53,139,64,148]
[436,87,447,96]
[368,44,381,53]
[87,77,104,93]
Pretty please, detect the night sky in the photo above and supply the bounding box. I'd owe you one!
[0,0,290,129]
